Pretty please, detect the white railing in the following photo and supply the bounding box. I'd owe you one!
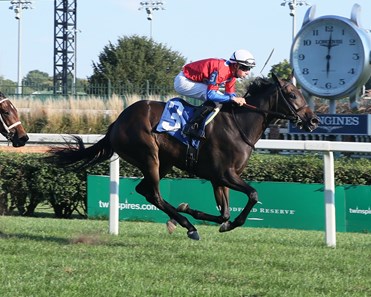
[255,140,370,247]
[2,134,369,247]
[108,140,370,248]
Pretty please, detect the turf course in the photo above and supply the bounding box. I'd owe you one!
[0,216,370,297]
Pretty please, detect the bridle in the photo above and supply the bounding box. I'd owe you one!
[232,78,309,149]
[0,98,22,141]
[242,80,308,123]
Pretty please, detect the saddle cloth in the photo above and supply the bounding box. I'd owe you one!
[155,98,203,148]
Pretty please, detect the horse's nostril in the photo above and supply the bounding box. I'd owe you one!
[311,118,319,125]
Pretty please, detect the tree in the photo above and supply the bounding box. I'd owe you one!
[88,35,186,96]
[22,70,53,94]
[269,59,292,80]
[0,76,17,95]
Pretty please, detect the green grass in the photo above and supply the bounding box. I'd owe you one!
[0,217,370,297]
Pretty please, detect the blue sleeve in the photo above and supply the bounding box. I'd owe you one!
[207,90,236,103]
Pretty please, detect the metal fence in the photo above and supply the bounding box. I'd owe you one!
[0,81,175,99]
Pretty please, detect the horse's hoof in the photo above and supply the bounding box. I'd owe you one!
[166,219,177,234]
[219,221,232,233]
[177,203,189,212]
[187,230,200,240]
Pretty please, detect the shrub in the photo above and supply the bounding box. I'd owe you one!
[0,152,369,218]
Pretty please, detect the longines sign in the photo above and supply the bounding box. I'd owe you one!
[289,114,371,135]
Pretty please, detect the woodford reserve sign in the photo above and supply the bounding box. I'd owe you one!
[289,114,371,135]
[87,176,371,233]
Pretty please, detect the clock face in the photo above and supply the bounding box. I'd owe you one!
[291,17,366,98]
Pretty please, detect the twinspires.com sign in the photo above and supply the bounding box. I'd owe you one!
[87,176,371,232]
[289,114,371,135]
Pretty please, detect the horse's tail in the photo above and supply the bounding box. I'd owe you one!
[46,123,115,170]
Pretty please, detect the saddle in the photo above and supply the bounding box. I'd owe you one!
[156,98,220,173]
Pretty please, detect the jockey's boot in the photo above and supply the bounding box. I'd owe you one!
[183,101,216,140]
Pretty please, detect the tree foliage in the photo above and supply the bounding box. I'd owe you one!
[89,35,186,95]
[269,59,292,80]
[22,70,53,94]
[0,76,16,95]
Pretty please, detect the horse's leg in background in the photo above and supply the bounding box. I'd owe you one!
[174,184,231,224]
[218,172,258,232]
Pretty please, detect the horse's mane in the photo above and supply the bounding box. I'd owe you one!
[245,77,274,97]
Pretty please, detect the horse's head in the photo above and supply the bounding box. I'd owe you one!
[0,93,29,147]
[271,72,319,132]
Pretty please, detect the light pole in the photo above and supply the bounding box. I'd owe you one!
[281,0,309,86]
[138,1,165,39]
[281,0,310,41]
[9,0,33,95]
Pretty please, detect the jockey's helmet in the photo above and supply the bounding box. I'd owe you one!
[229,49,256,68]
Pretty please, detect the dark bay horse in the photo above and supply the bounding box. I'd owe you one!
[47,73,318,240]
[0,92,28,147]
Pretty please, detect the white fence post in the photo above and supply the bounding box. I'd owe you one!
[323,151,336,248]
[109,153,120,235]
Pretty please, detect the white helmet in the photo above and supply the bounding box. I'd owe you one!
[229,49,256,67]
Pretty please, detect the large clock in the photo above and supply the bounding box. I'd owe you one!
[290,4,371,99]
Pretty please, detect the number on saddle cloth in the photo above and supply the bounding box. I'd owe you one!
[156,98,219,148]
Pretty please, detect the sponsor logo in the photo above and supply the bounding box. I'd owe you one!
[98,200,159,211]
[349,207,371,215]
[219,201,296,221]
[316,39,343,46]
[289,114,369,135]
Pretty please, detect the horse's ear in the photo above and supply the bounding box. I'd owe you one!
[289,70,295,82]
[271,72,281,86]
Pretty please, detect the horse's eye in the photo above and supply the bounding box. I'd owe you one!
[289,93,296,99]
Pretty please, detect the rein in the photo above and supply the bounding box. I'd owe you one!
[230,107,256,150]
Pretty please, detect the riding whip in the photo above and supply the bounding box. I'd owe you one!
[259,48,275,75]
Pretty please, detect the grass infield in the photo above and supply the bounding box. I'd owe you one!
[0,216,370,297]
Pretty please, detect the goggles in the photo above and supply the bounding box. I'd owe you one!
[239,65,253,72]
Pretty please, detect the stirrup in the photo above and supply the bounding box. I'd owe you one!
[187,129,205,140]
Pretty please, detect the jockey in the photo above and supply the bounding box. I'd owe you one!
[174,49,256,139]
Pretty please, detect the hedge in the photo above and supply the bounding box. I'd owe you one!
[0,152,369,218]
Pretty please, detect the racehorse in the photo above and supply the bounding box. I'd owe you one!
[47,73,318,240]
[0,92,28,147]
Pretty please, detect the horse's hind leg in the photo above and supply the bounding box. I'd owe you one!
[135,176,200,240]
[176,185,231,224]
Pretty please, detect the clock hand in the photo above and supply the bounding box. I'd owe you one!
[325,33,333,77]
[326,55,331,77]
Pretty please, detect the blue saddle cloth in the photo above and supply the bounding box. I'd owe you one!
[156,98,203,149]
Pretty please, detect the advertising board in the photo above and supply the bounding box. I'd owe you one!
[86,176,371,232]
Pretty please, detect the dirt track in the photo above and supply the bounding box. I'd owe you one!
[0,146,50,154]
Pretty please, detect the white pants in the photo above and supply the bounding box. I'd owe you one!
[174,71,208,102]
